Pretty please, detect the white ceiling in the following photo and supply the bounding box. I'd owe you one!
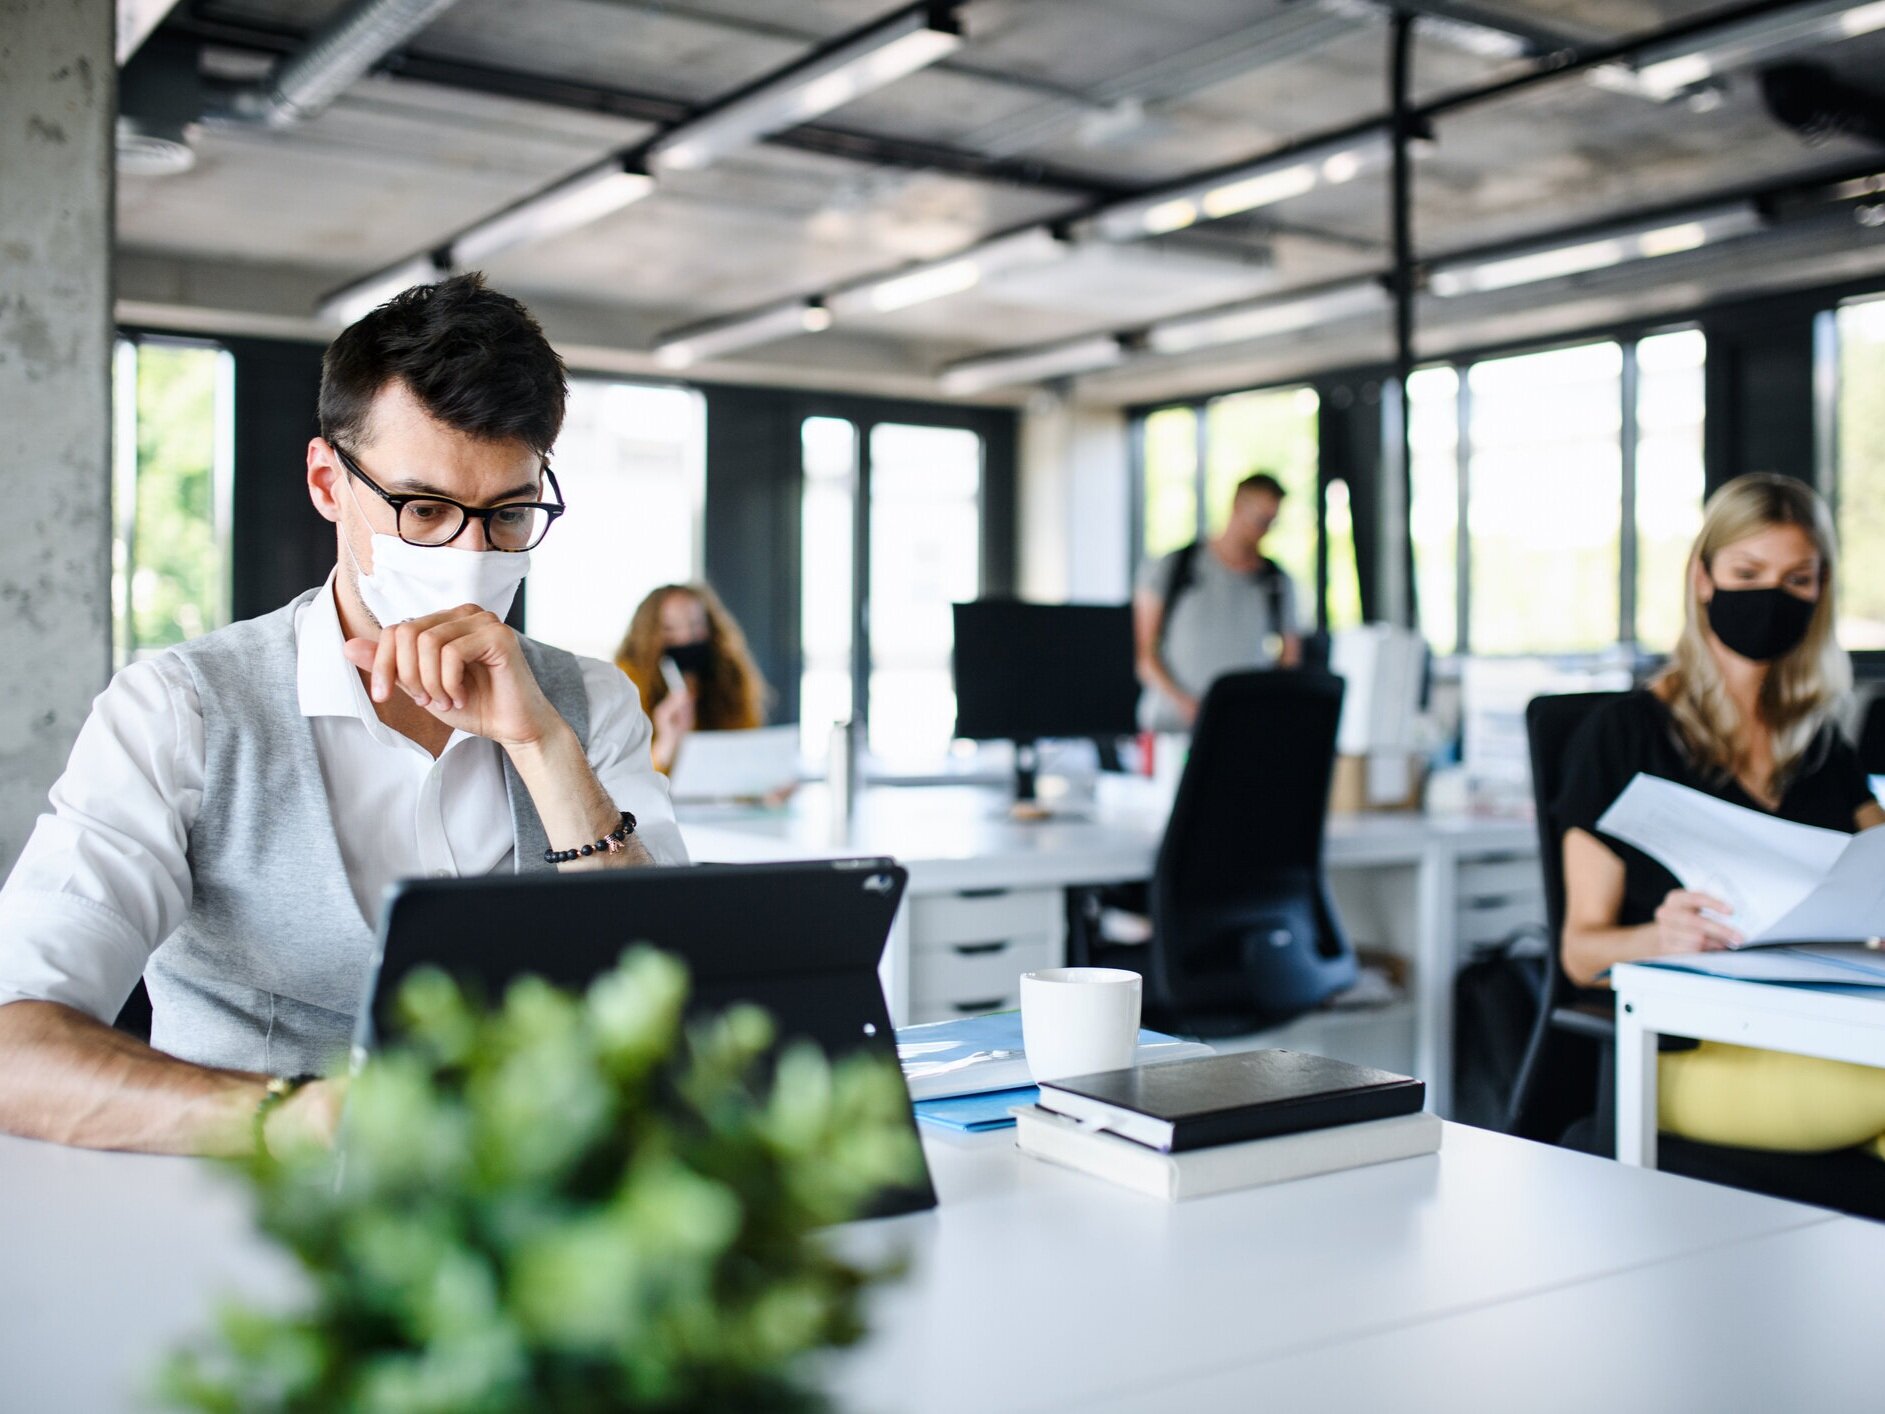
[118,0,1885,405]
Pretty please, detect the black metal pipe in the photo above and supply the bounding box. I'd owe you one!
[1389,11,1417,629]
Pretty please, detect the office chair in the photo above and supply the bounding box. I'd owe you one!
[1080,670,1357,1036]
[1512,691,1885,1220]
[1506,692,1625,1146]
[1858,692,1885,776]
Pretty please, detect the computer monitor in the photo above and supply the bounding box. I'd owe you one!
[951,599,1139,803]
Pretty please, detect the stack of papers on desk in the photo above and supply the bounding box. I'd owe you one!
[899,1011,1213,1132]
[1596,773,1885,985]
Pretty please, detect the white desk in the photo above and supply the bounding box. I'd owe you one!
[1611,962,1885,1167]
[680,780,1539,1116]
[1066,1215,1885,1414]
[0,1124,1869,1413]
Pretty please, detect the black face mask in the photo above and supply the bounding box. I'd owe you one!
[1704,584,1816,662]
[664,640,712,676]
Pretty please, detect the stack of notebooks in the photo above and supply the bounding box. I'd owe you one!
[1014,1049,1441,1200]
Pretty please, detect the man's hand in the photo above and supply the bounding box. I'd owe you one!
[261,1076,349,1155]
[342,605,559,748]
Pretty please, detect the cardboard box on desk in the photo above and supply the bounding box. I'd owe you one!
[1329,751,1424,814]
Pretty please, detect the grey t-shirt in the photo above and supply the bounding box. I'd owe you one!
[1136,545,1301,730]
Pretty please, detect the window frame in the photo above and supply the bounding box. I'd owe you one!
[782,392,1017,754]
[1127,381,1342,632]
[1427,325,1702,662]
[110,332,236,668]
[1129,324,1709,664]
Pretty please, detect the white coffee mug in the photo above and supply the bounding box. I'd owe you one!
[1020,967,1143,1083]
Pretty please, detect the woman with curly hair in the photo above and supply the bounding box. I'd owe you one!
[615,583,771,774]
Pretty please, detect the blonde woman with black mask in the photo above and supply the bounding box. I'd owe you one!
[1557,473,1885,1156]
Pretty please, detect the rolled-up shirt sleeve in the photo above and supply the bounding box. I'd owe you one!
[577,657,688,866]
[0,657,204,1021]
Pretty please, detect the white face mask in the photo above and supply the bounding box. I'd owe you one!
[341,477,531,627]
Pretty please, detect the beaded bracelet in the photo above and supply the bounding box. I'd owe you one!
[544,810,638,865]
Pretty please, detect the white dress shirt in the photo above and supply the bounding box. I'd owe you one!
[0,576,686,1024]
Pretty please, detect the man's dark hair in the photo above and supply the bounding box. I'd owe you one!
[319,272,568,456]
[1236,471,1287,501]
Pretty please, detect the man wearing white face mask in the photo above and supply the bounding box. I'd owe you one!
[0,274,686,1157]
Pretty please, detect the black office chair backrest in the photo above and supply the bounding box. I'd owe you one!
[1858,692,1885,776]
[1148,670,1356,1025]
[1506,690,1624,1140]
[1525,692,1625,954]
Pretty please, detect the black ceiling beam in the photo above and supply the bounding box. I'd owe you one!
[165,7,1132,201]
[1025,1,1852,257]
[1414,0,1837,122]
[1363,0,1585,58]
[1417,149,1885,268]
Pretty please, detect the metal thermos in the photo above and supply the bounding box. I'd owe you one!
[827,719,857,844]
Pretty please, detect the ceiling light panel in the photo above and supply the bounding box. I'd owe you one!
[318,252,448,326]
[654,300,832,369]
[648,6,964,175]
[1146,281,1388,356]
[829,226,1072,317]
[937,336,1126,395]
[1426,205,1764,296]
[1593,1,1885,102]
[450,157,654,266]
[1091,131,1391,241]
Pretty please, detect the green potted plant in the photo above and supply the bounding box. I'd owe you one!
[163,948,922,1413]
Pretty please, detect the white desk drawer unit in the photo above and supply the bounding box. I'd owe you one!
[1456,852,1545,949]
[905,888,1064,1021]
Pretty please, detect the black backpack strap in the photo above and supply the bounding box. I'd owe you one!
[1254,558,1287,639]
[1158,540,1202,648]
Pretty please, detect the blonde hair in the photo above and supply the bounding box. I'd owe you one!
[614,582,769,732]
[1657,473,1850,791]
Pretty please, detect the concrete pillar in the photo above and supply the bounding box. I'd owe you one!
[0,0,115,870]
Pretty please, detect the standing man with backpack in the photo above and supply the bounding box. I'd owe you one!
[1134,471,1302,730]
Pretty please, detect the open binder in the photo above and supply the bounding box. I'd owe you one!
[1597,773,1885,986]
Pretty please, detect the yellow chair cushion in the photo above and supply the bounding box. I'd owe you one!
[1659,1041,1885,1153]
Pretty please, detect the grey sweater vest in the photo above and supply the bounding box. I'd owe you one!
[147,589,589,1075]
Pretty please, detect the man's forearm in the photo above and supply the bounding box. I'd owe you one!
[0,1000,265,1155]
[1136,653,1188,708]
[506,720,655,870]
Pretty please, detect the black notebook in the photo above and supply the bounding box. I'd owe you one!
[1035,1049,1425,1153]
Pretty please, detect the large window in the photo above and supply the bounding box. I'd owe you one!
[523,378,705,663]
[1833,296,1885,650]
[111,336,233,667]
[1467,342,1623,655]
[798,417,984,766]
[1141,406,1199,559]
[1135,382,1358,630]
[1633,329,1708,652]
[1204,386,1322,609]
[868,424,982,763]
[799,417,858,761]
[1412,329,1706,658]
[1409,366,1462,657]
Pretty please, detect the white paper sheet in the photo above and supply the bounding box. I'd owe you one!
[1595,774,1849,941]
[1759,825,1885,944]
[1639,944,1885,987]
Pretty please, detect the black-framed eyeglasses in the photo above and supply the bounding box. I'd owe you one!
[334,443,566,552]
